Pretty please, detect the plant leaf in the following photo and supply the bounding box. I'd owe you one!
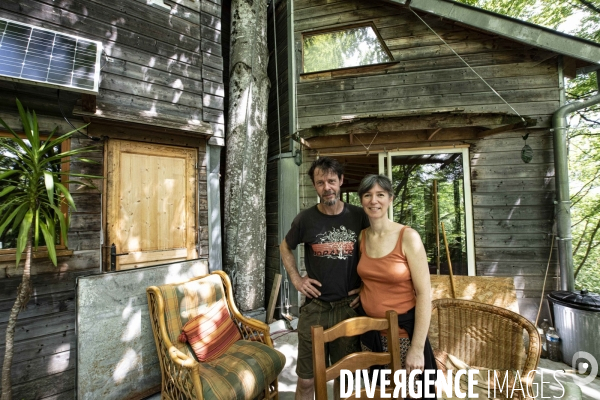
[40,222,57,266]
[44,171,55,206]
[55,182,76,211]
[0,203,27,238]
[0,186,16,198]
[15,209,33,267]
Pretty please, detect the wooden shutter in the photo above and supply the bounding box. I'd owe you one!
[107,140,197,270]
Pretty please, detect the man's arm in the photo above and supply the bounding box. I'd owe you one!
[280,238,321,298]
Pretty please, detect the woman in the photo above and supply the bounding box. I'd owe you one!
[356,174,437,397]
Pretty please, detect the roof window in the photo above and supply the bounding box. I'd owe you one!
[302,24,393,73]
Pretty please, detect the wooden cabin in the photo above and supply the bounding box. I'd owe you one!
[0,0,227,398]
[265,0,600,321]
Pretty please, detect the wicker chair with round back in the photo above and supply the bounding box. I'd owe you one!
[430,298,541,400]
[147,271,285,399]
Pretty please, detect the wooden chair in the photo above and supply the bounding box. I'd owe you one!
[147,271,285,400]
[311,310,401,400]
[430,298,541,400]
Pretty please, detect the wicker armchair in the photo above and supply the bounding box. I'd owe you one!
[147,271,285,400]
[430,298,541,400]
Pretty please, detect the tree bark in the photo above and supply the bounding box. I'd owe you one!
[224,0,270,311]
[1,231,33,400]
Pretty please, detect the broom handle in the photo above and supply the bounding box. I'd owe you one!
[441,222,456,299]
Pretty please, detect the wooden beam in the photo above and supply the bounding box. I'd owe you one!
[266,273,282,324]
[300,113,527,138]
[477,120,535,138]
[305,127,481,150]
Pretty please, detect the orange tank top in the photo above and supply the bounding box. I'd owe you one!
[357,226,417,319]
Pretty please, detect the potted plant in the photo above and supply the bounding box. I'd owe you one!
[0,99,100,400]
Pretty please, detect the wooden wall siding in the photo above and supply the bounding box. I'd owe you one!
[293,0,560,131]
[0,0,225,138]
[267,0,291,159]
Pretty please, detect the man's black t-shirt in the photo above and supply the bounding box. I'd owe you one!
[285,203,369,302]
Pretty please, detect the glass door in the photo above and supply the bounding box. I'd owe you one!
[379,148,475,276]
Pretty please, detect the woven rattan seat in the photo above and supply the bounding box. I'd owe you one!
[430,298,541,400]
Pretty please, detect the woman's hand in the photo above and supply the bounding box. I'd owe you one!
[404,345,425,376]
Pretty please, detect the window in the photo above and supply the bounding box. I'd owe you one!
[379,148,475,276]
[0,134,69,253]
[302,24,393,73]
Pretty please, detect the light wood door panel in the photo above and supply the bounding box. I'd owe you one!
[107,140,197,270]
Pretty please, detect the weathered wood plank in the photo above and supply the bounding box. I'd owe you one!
[11,369,75,400]
[0,345,74,384]
[100,72,203,108]
[472,192,554,207]
[471,163,555,180]
[476,247,557,262]
[473,205,554,220]
[298,87,558,118]
[0,250,99,279]
[474,219,554,234]
[477,261,559,277]
[0,270,94,301]
[34,0,201,51]
[299,102,558,129]
[0,329,75,368]
[294,6,396,32]
[0,291,75,324]
[296,63,557,95]
[298,76,557,110]
[0,312,74,344]
[475,233,553,248]
[471,149,554,166]
[472,177,555,193]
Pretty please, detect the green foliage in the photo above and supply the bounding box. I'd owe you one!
[0,99,100,266]
[303,26,391,73]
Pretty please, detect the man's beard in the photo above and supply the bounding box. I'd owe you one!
[320,191,339,206]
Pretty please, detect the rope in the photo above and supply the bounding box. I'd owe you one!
[535,233,555,327]
[408,7,525,122]
[354,132,379,154]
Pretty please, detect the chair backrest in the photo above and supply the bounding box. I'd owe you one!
[430,298,540,375]
[311,310,401,400]
[147,272,232,358]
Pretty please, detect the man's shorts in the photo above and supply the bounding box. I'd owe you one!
[296,295,361,380]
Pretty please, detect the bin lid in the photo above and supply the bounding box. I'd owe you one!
[548,289,600,312]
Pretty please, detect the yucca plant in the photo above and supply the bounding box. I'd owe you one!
[0,99,100,400]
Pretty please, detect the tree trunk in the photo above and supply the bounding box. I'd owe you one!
[1,232,33,400]
[223,0,270,311]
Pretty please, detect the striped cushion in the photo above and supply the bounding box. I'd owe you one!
[179,297,242,361]
[198,340,286,400]
[158,274,227,358]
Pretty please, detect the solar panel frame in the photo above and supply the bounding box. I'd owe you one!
[0,17,103,94]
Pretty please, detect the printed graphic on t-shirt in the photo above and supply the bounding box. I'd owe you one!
[311,226,357,260]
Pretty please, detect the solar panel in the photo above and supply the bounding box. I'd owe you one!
[0,17,102,94]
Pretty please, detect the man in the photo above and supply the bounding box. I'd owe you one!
[280,157,369,400]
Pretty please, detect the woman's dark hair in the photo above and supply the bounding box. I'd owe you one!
[307,157,344,183]
[357,174,394,198]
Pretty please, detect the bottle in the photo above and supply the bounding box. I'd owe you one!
[539,319,551,335]
[546,327,561,362]
[537,327,548,358]
[538,319,551,358]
